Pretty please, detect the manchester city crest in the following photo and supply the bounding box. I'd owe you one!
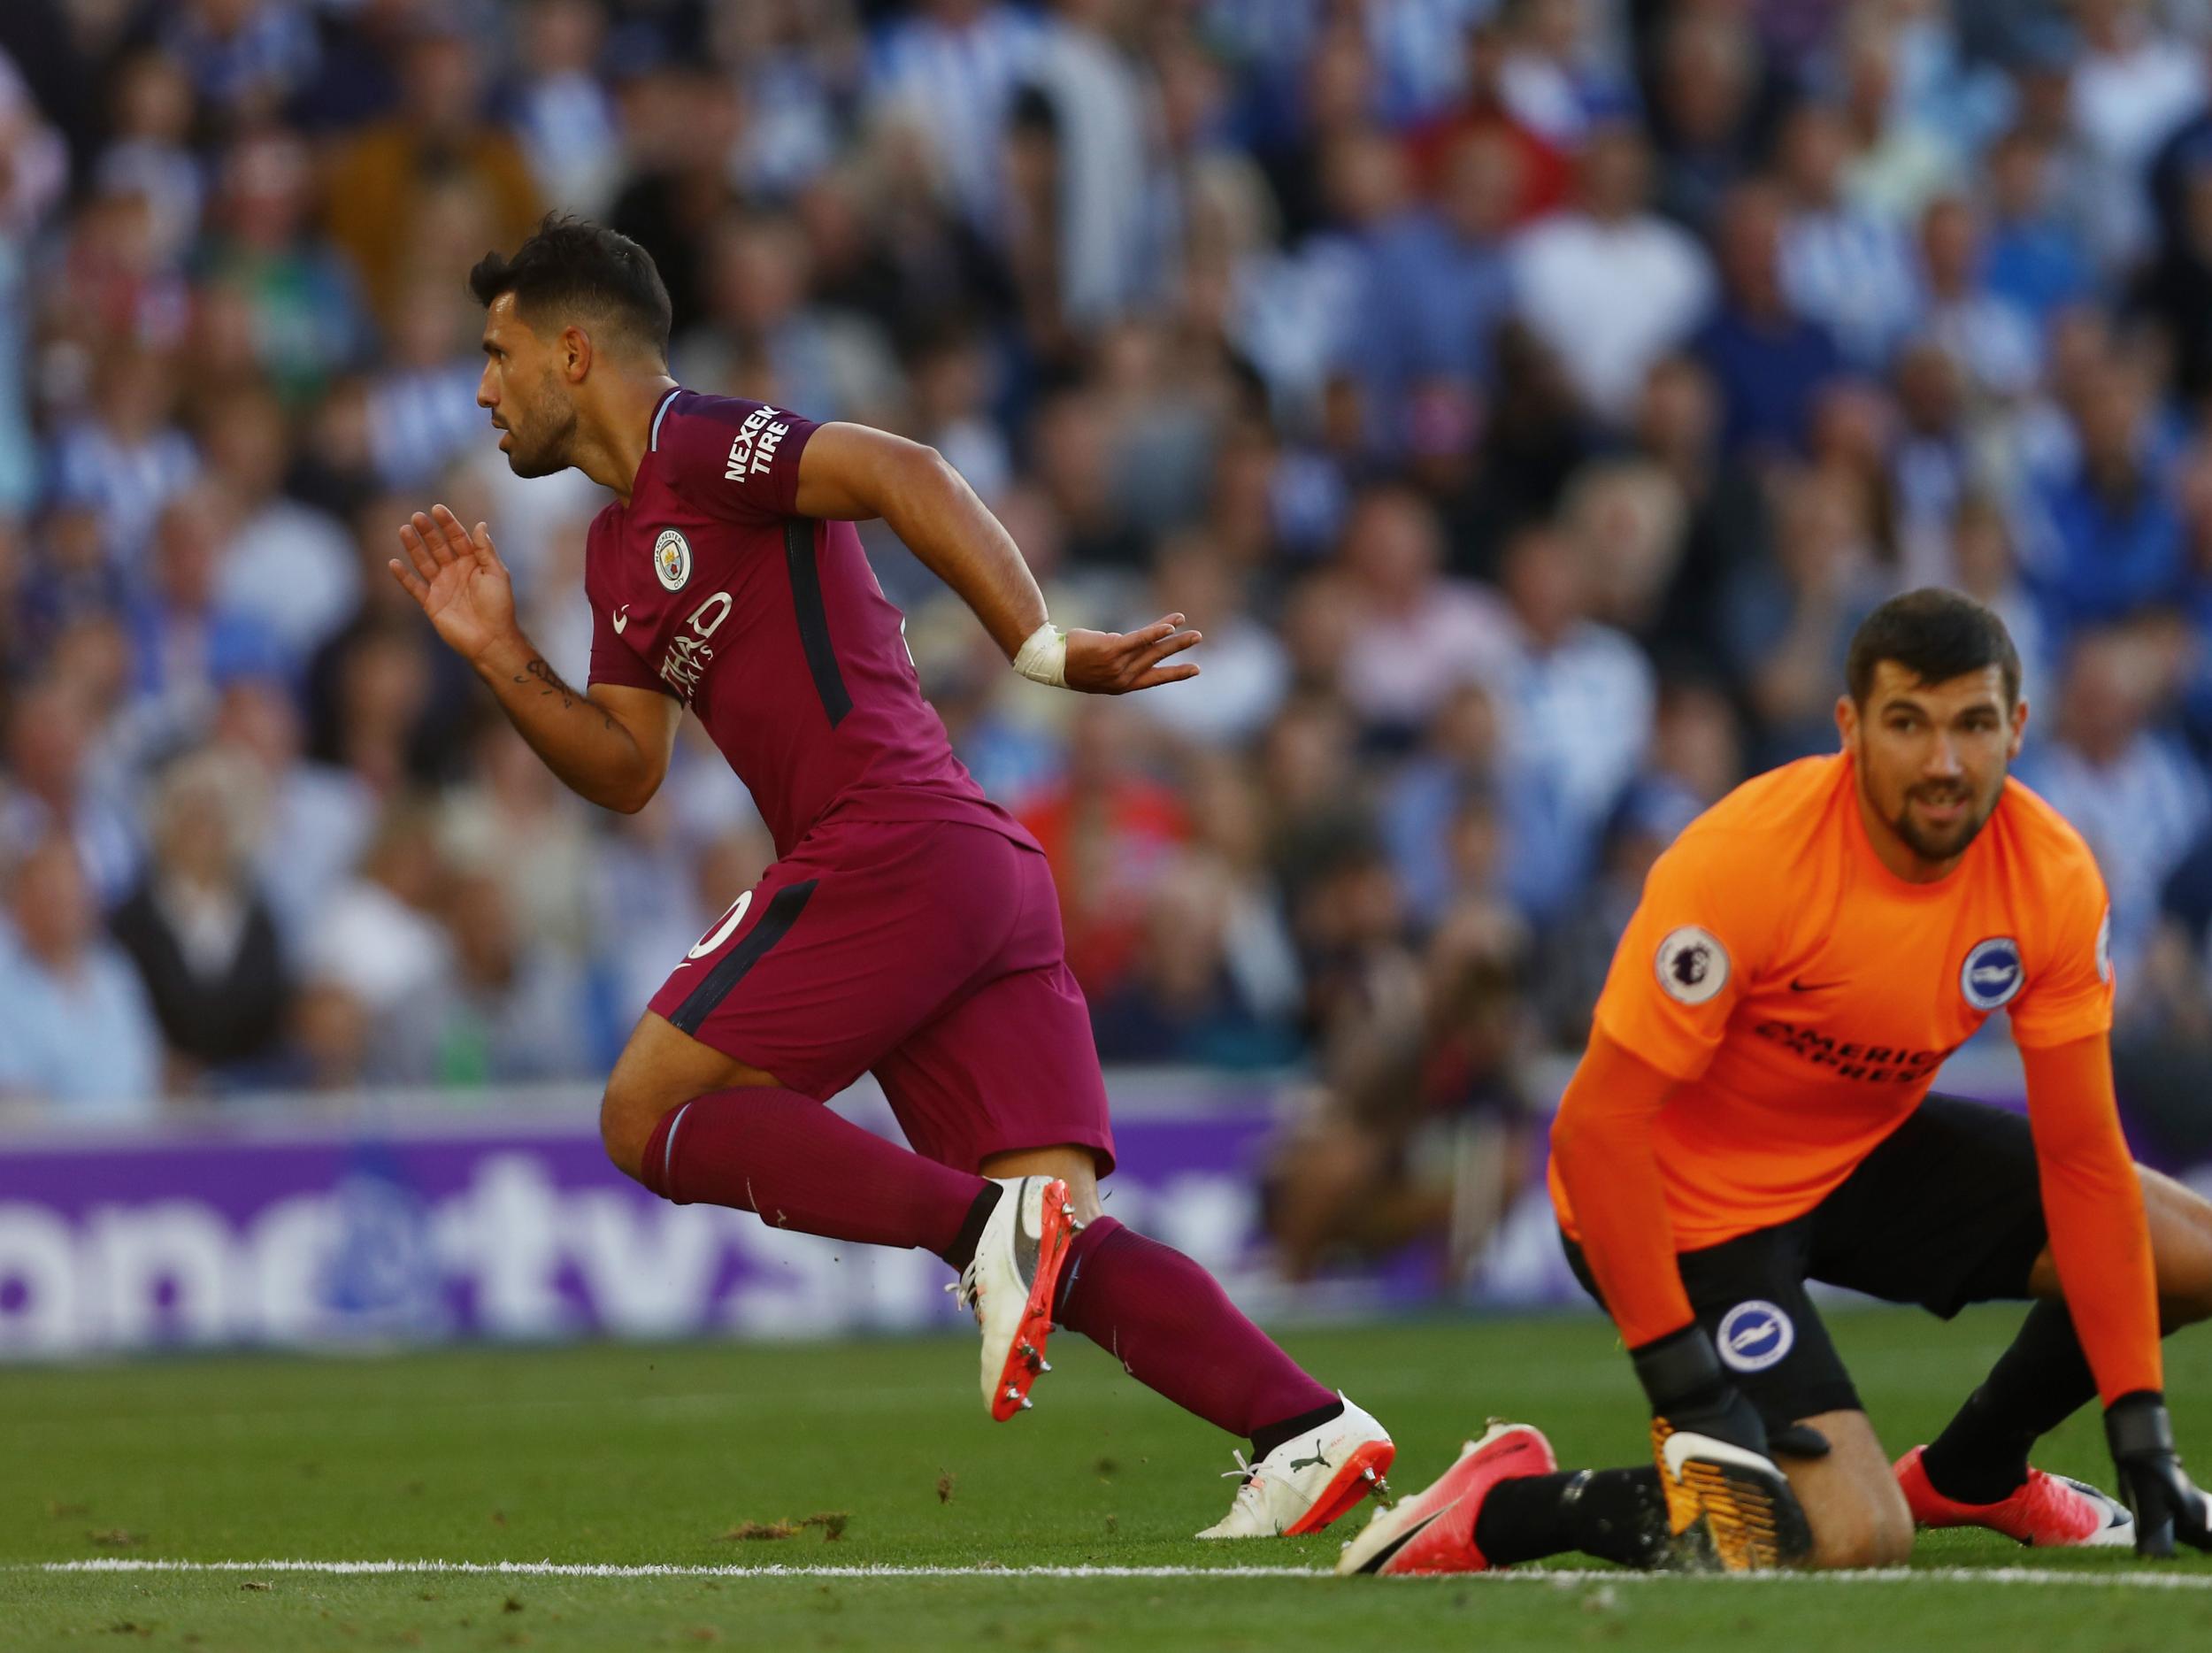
[654,527,692,592]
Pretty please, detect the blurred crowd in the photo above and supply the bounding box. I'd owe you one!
[9,0,2212,1182]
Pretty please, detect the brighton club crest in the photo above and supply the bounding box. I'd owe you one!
[654,527,692,592]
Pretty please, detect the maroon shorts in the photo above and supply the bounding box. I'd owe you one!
[646,817,1115,1174]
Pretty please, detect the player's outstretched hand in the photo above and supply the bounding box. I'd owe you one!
[1063,612,1202,695]
[389,504,518,663]
[2107,1393,2212,1557]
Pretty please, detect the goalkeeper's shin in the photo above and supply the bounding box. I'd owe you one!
[2107,1393,2212,1558]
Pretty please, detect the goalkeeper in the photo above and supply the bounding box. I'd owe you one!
[1342,590,2212,1575]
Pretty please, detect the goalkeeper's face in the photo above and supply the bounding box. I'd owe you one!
[477,296,581,480]
[1840,661,2025,873]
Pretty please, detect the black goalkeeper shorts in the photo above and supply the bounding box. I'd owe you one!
[1561,1095,2053,1429]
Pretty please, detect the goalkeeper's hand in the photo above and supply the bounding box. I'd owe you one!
[2106,1392,2212,1558]
[1632,1324,1824,1571]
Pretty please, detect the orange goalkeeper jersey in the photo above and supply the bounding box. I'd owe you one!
[1549,752,2116,1249]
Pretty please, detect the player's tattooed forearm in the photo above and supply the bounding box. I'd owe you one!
[514,657,617,730]
[518,657,576,709]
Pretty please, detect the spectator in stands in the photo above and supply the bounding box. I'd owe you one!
[1511,121,1713,424]
[201,381,357,660]
[676,211,902,426]
[1129,533,1289,750]
[1335,484,1516,742]
[300,796,454,1075]
[390,865,592,1086]
[0,46,65,508]
[1916,194,2041,404]
[322,19,539,333]
[869,0,1044,230]
[508,0,624,217]
[1692,180,1847,457]
[0,679,139,908]
[1354,122,1518,447]
[208,670,372,956]
[2069,0,2207,271]
[1642,4,1771,232]
[1382,678,1568,927]
[47,344,197,568]
[1016,697,1190,1000]
[0,832,161,1115]
[125,484,281,736]
[605,64,744,340]
[1404,16,1568,228]
[1831,7,1959,222]
[95,52,202,269]
[1091,850,1299,1069]
[1774,99,1921,370]
[439,719,595,963]
[199,129,373,406]
[1724,463,1893,765]
[1494,0,1631,150]
[2021,356,2185,634]
[1498,519,1656,898]
[1981,125,2093,323]
[1019,0,1166,332]
[1263,896,1534,1283]
[2020,626,2210,982]
[2139,135,2212,404]
[108,746,289,1088]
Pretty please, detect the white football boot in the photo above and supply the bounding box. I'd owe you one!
[1196,1395,1396,1538]
[949,1176,1079,1421]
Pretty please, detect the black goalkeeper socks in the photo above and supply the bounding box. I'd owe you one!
[1921,1299,2099,1505]
[940,1182,1004,1274]
[1474,1468,1671,1569]
[1250,1398,1347,1465]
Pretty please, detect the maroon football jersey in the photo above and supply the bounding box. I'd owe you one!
[584,388,1033,857]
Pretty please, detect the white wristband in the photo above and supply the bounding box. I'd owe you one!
[1011,621,1068,687]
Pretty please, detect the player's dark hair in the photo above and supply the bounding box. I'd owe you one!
[468,215,672,358]
[1847,588,2022,707]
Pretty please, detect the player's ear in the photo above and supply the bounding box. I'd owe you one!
[2008,696,2029,759]
[1833,692,1857,750]
[560,325,594,384]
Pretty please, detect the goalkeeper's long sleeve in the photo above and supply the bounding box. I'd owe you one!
[1549,1031,1698,1349]
[2019,1034,2162,1405]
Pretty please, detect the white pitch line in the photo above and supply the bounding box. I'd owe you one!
[33,1559,2212,1589]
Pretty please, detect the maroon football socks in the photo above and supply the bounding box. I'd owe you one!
[640,1088,986,1256]
[641,1098,1342,1450]
[1050,1217,1340,1446]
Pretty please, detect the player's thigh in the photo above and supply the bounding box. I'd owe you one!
[1807,1096,2047,1315]
[875,959,1116,1202]
[646,822,1018,1105]
[1783,1409,1916,1570]
[601,1011,781,1180]
[1565,1225,1864,1434]
[2026,1165,2212,1323]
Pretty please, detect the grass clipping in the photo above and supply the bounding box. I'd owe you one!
[719,1511,850,1543]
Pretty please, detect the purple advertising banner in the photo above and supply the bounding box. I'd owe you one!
[0,1082,1394,1358]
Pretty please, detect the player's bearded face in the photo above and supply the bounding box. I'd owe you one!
[1846,663,2024,868]
[496,365,580,479]
[479,299,580,479]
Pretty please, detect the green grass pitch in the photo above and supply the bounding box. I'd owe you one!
[6,1309,2211,1650]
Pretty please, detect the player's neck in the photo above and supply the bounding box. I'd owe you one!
[1852,782,1965,885]
[572,373,680,504]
